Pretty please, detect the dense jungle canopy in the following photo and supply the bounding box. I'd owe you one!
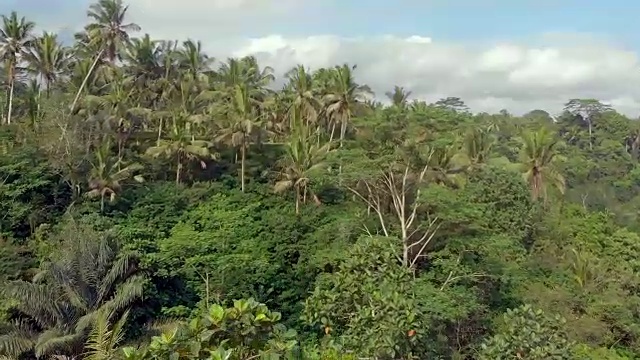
[1,0,640,359]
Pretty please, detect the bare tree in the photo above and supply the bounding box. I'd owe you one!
[348,161,440,270]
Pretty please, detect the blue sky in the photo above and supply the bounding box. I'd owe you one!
[308,0,637,44]
[2,0,637,45]
[1,0,639,115]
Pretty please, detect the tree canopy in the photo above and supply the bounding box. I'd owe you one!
[0,1,638,359]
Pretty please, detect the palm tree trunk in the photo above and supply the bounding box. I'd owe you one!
[240,137,246,192]
[100,192,105,213]
[588,120,593,150]
[295,187,300,214]
[157,118,163,146]
[339,119,347,148]
[6,72,14,125]
[176,153,182,185]
[70,48,104,114]
[329,122,336,143]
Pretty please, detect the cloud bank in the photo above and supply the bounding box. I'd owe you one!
[6,0,640,116]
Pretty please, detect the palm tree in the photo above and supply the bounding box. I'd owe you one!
[216,83,267,192]
[83,67,146,160]
[20,79,42,129]
[146,113,213,184]
[385,85,412,108]
[240,55,275,91]
[519,127,565,202]
[71,0,140,113]
[284,65,320,129]
[83,308,130,360]
[216,56,274,104]
[24,32,69,97]
[0,227,144,359]
[323,64,373,146]
[426,144,466,188]
[123,34,162,85]
[177,39,214,79]
[86,138,144,212]
[85,0,140,62]
[0,11,35,124]
[462,127,494,170]
[274,111,332,214]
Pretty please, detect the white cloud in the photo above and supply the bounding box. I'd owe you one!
[94,1,640,116]
[226,34,640,116]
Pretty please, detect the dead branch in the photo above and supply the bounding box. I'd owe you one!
[347,157,440,269]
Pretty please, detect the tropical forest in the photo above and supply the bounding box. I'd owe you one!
[1,0,640,359]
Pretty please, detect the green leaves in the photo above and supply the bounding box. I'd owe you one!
[478,305,574,360]
[0,224,144,359]
[124,299,296,360]
[303,236,435,359]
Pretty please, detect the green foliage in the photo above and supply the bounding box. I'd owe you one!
[3,1,640,358]
[303,236,475,359]
[122,299,297,360]
[478,305,574,359]
[571,344,630,360]
[0,140,70,240]
[0,223,146,359]
[465,165,535,238]
[147,189,360,323]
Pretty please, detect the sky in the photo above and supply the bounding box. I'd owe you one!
[3,0,640,116]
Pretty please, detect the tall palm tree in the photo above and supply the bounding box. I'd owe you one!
[323,64,373,146]
[241,55,275,91]
[24,32,69,97]
[519,128,565,202]
[71,0,140,113]
[284,64,320,129]
[85,138,144,212]
[0,228,144,359]
[216,83,266,192]
[123,34,162,85]
[20,79,42,129]
[274,111,332,214]
[85,0,140,63]
[177,39,214,80]
[0,11,35,124]
[83,68,144,160]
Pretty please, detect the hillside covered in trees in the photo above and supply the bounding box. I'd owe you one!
[2,0,640,359]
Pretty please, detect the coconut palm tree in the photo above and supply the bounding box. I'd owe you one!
[425,143,466,188]
[323,64,373,146]
[145,112,213,184]
[71,0,140,113]
[284,64,320,129]
[461,127,495,170]
[24,32,69,97]
[85,138,144,212]
[85,0,140,63]
[215,83,267,192]
[177,39,214,80]
[0,11,35,124]
[122,34,162,84]
[385,85,412,108]
[0,227,144,359]
[275,110,332,214]
[519,127,565,202]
